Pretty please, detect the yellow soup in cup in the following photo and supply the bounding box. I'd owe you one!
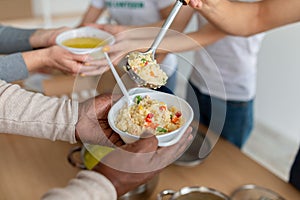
[62,37,107,49]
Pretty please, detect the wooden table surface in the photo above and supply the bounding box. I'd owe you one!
[0,133,299,200]
[150,138,300,200]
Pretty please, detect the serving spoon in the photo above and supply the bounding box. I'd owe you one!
[118,0,190,88]
[104,52,132,104]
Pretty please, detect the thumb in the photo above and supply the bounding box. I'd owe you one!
[122,132,158,154]
[94,94,113,119]
[140,130,155,139]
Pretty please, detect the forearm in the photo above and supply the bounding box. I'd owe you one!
[0,53,29,82]
[0,25,67,52]
[109,24,225,55]
[194,0,259,36]
[0,26,35,54]
[152,5,194,32]
[29,27,69,48]
[42,171,117,200]
[192,0,300,36]
[154,24,226,53]
[0,80,78,143]
[79,6,104,26]
[117,6,194,38]
[22,48,49,72]
[163,24,226,52]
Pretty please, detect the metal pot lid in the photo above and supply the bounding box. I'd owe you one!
[158,186,230,200]
[230,184,286,200]
[174,124,211,167]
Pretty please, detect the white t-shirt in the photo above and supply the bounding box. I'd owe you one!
[190,13,265,101]
[91,0,178,76]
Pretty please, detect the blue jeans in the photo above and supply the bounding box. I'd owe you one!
[155,68,177,94]
[164,69,177,92]
[186,81,254,149]
[290,147,300,190]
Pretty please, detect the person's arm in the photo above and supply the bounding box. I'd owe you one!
[43,128,193,199]
[153,3,195,32]
[0,53,29,82]
[0,79,78,143]
[138,23,226,52]
[153,2,195,63]
[0,25,99,82]
[79,5,105,27]
[0,25,69,53]
[28,27,70,48]
[189,0,300,36]
[96,3,194,38]
[0,79,193,199]
[21,46,91,75]
[94,23,226,65]
[42,171,117,200]
[0,46,93,82]
[0,80,124,145]
[160,23,226,52]
[0,25,36,54]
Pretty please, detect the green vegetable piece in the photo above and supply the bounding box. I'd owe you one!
[156,127,167,133]
[135,95,142,104]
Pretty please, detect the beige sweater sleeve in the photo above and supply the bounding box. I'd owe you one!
[0,80,77,143]
[42,171,117,200]
[0,80,118,199]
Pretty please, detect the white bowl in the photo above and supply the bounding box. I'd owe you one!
[108,89,194,147]
[56,26,115,54]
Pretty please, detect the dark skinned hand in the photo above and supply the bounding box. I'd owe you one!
[75,93,124,147]
[93,127,193,197]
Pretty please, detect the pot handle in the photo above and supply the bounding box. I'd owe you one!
[157,189,176,200]
[67,146,86,169]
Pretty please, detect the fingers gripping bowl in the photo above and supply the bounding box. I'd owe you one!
[108,90,194,147]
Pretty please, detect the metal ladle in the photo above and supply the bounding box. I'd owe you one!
[118,0,190,88]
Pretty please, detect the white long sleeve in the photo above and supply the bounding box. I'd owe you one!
[0,80,77,143]
[42,171,117,200]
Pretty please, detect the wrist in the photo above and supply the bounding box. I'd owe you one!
[29,29,49,48]
[29,27,67,48]
[92,163,123,196]
[22,49,48,72]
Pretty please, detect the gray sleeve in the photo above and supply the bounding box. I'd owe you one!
[0,53,29,82]
[0,80,78,143]
[0,25,36,54]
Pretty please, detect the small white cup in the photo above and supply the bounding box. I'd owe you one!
[56,26,115,55]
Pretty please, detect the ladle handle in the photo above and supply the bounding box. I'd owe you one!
[149,0,184,55]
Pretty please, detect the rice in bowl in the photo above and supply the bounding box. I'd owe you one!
[126,52,168,88]
[115,95,184,136]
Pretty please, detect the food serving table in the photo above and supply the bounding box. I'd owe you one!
[0,133,299,200]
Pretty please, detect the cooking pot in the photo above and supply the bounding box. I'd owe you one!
[157,186,230,200]
[67,145,159,200]
[230,184,285,200]
[174,120,211,166]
